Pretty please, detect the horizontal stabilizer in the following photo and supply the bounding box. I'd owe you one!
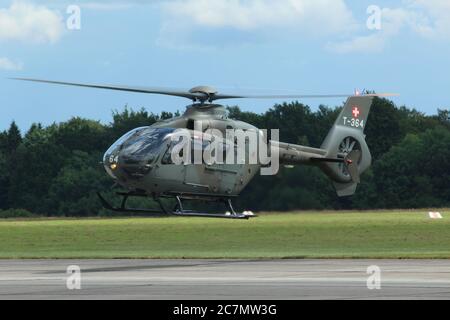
[333,181,358,197]
[346,150,361,183]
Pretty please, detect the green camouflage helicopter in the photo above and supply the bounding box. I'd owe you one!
[14,78,396,219]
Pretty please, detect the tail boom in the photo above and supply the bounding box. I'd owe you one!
[274,96,374,197]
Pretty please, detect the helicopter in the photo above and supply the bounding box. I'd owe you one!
[13,78,396,219]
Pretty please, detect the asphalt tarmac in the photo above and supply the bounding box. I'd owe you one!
[0,259,449,300]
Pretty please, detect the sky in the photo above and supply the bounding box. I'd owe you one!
[1,0,450,131]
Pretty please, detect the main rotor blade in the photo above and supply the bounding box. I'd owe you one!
[215,93,399,100]
[11,77,205,101]
[11,77,399,102]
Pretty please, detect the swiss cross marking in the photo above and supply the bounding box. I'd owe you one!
[352,106,360,118]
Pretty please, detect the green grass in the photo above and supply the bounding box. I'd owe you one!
[0,210,449,259]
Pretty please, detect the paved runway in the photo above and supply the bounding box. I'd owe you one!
[0,259,449,300]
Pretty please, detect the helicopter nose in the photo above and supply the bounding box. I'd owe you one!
[104,149,154,181]
[103,151,119,179]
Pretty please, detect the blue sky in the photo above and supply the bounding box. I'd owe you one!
[1,0,450,131]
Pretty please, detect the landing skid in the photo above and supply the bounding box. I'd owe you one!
[97,192,255,220]
[97,192,167,215]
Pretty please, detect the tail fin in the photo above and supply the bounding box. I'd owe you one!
[319,96,374,197]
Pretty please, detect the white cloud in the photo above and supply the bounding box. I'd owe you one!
[159,0,357,48]
[328,7,419,54]
[40,0,147,11]
[409,0,450,39]
[79,2,135,11]
[0,1,64,43]
[162,0,355,33]
[329,1,450,54]
[0,57,23,70]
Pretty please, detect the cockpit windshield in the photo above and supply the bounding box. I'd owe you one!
[104,127,176,170]
[104,126,148,157]
[120,127,175,163]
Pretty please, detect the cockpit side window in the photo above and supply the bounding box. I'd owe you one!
[161,141,180,165]
[161,136,213,165]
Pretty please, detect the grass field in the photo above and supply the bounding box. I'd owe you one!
[0,210,449,259]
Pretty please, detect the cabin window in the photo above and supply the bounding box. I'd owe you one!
[187,119,195,130]
[162,140,184,165]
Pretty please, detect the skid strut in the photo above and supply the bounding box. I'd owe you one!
[97,192,256,219]
[97,192,168,215]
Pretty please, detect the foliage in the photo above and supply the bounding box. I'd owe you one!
[0,208,35,219]
[0,100,449,216]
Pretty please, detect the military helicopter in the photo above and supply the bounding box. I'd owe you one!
[13,78,396,219]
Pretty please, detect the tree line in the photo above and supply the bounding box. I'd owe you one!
[0,98,449,217]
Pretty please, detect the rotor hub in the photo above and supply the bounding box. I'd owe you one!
[189,86,218,103]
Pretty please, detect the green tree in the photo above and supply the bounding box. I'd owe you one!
[1,101,449,216]
[0,152,9,209]
[109,107,162,139]
[54,117,109,152]
[8,121,22,152]
[372,127,450,208]
[7,124,69,214]
[365,98,402,160]
[47,151,111,216]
